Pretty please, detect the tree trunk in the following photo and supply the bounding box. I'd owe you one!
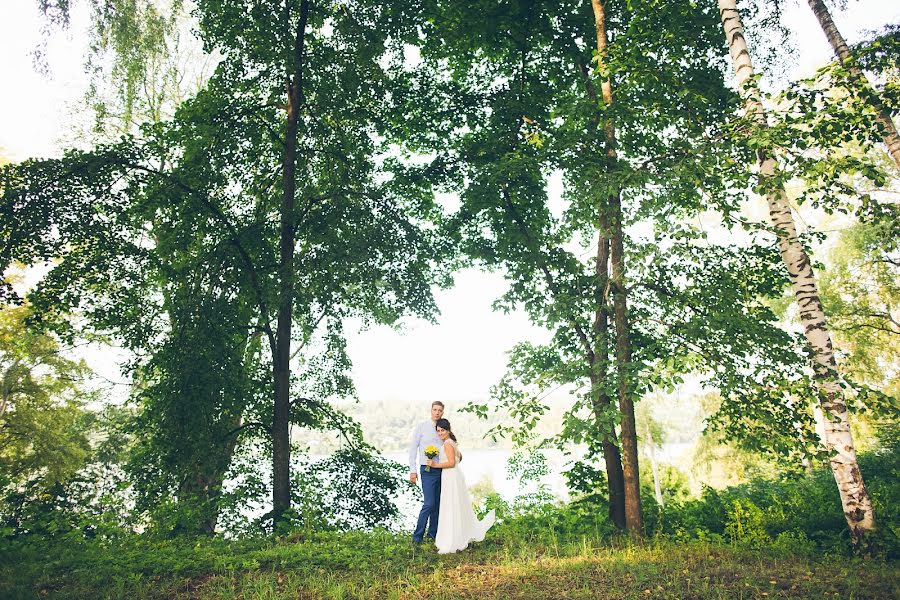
[576,34,626,531]
[609,194,642,534]
[806,0,900,169]
[646,427,663,508]
[500,181,625,526]
[590,0,643,535]
[589,377,626,529]
[201,419,243,534]
[601,414,627,528]
[272,0,310,524]
[718,0,876,551]
[171,405,243,535]
[591,231,626,528]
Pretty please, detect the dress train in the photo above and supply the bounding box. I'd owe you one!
[434,440,496,554]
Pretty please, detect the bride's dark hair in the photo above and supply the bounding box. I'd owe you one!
[435,418,457,442]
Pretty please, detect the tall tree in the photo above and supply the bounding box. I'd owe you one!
[7,0,444,530]
[272,0,309,525]
[717,0,876,549]
[589,0,641,533]
[423,0,807,535]
[33,0,243,535]
[3,139,268,534]
[191,0,443,525]
[805,0,900,169]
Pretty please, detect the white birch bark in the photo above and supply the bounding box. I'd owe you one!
[807,0,900,169]
[646,427,664,508]
[718,0,876,549]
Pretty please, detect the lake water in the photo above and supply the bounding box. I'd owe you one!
[382,444,692,530]
[231,444,693,532]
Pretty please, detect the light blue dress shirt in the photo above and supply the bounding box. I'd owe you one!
[408,420,443,474]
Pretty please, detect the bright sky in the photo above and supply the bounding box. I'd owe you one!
[2,0,897,409]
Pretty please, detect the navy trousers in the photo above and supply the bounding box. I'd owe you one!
[413,465,441,542]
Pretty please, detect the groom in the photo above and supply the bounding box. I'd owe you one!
[408,401,445,543]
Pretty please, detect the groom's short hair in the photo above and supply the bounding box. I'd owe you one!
[431,401,445,408]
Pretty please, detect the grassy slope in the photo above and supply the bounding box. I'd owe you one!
[3,531,898,600]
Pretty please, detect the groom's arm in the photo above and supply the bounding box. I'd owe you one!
[408,424,420,483]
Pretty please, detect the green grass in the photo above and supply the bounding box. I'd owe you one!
[2,530,897,599]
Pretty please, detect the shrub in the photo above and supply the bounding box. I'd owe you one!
[655,446,898,556]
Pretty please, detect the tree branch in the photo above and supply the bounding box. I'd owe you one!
[222,421,271,440]
[121,161,277,357]
[289,309,329,361]
[500,185,596,364]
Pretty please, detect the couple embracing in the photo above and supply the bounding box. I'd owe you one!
[408,401,496,553]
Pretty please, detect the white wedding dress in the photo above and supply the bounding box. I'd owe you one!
[434,440,496,554]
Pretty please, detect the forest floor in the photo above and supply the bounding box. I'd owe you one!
[3,531,899,599]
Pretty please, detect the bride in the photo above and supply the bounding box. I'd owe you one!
[425,418,496,554]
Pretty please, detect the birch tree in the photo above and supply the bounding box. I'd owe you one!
[35,0,210,136]
[636,401,665,508]
[805,0,900,169]
[718,0,876,550]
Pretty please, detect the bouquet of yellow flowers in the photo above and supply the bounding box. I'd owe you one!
[424,445,440,471]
